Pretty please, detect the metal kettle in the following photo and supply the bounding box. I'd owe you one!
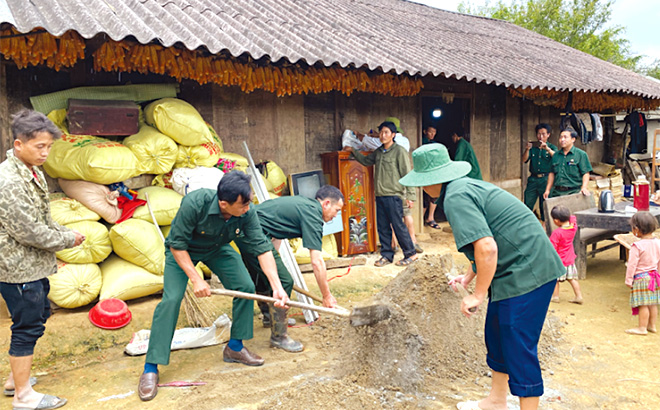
[599,190,614,213]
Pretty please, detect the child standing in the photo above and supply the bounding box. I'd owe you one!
[625,211,660,335]
[549,205,583,304]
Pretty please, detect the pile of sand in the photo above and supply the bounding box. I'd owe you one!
[259,254,560,409]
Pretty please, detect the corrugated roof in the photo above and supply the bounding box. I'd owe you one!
[3,0,660,99]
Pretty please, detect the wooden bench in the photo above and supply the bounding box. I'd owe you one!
[543,193,623,279]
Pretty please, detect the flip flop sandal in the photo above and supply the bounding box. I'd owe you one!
[456,401,483,410]
[3,377,37,396]
[374,257,392,267]
[13,394,67,410]
[425,220,442,229]
[395,257,416,267]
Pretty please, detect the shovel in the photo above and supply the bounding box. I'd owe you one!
[210,289,390,326]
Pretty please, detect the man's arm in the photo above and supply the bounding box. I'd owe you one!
[398,149,416,201]
[522,142,532,162]
[257,251,289,308]
[309,249,337,308]
[171,248,210,297]
[543,172,555,199]
[580,172,591,196]
[344,147,376,167]
[461,236,498,317]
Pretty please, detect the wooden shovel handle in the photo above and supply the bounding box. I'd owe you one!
[292,284,323,304]
[210,289,351,318]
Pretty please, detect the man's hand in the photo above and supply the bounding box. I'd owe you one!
[192,279,211,298]
[322,293,338,308]
[343,146,354,152]
[448,274,471,291]
[271,288,290,308]
[406,199,414,209]
[460,294,482,318]
[581,187,591,196]
[540,141,548,150]
[525,142,532,151]
[72,230,86,247]
[543,190,550,199]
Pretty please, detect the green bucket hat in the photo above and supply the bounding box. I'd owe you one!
[384,117,402,133]
[399,144,472,187]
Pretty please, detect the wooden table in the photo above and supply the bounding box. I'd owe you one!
[574,202,660,232]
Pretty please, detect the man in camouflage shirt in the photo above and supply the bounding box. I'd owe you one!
[0,110,84,410]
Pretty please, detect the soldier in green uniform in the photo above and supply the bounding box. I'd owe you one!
[400,143,564,410]
[451,126,482,180]
[239,185,344,352]
[522,123,557,219]
[543,129,592,199]
[138,171,290,402]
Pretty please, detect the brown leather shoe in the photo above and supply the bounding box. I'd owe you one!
[223,345,264,366]
[138,372,159,401]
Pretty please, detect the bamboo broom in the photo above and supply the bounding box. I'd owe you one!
[145,193,217,328]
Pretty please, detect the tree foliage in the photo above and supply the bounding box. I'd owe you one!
[457,0,644,72]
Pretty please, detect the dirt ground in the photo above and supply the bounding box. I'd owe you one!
[1,224,659,409]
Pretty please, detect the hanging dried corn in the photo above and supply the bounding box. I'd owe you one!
[0,27,85,71]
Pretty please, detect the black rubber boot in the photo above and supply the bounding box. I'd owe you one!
[258,300,271,328]
[269,306,303,353]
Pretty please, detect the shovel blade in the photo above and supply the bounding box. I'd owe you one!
[349,304,391,327]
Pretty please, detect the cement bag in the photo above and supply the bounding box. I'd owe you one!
[289,234,338,265]
[48,260,102,309]
[58,179,122,224]
[132,186,183,225]
[144,98,212,146]
[259,161,287,196]
[175,126,223,168]
[123,125,178,175]
[109,219,165,275]
[100,255,164,301]
[44,110,141,184]
[50,197,101,225]
[171,167,223,196]
[56,221,112,264]
[207,122,224,153]
[218,152,248,168]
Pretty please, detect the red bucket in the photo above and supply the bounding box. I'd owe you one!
[633,180,650,211]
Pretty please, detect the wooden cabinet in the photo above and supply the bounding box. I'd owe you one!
[321,151,376,256]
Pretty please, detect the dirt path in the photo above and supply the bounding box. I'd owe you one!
[0,228,658,409]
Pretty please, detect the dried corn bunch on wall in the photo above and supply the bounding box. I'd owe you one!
[0,27,85,70]
[93,40,423,97]
[509,87,660,112]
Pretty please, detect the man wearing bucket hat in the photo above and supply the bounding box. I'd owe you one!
[400,144,564,410]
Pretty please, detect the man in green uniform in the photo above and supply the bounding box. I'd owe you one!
[138,171,289,402]
[451,126,482,180]
[522,123,557,220]
[543,129,592,199]
[400,144,564,410]
[240,185,344,352]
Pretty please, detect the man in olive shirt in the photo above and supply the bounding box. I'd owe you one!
[543,129,592,199]
[451,126,482,180]
[400,144,564,410]
[344,121,417,267]
[139,171,289,402]
[239,185,344,352]
[522,123,557,219]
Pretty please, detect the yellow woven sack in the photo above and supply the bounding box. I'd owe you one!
[160,225,171,239]
[48,260,102,309]
[262,161,287,196]
[56,221,112,264]
[43,110,141,185]
[123,125,178,175]
[144,98,212,146]
[50,197,101,225]
[289,234,338,265]
[109,219,165,275]
[175,122,225,168]
[99,255,164,301]
[218,152,249,168]
[207,122,224,153]
[132,186,183,225]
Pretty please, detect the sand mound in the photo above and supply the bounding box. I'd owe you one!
[259,253,561,409]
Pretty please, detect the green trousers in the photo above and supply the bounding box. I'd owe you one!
[241,244,294,296]
[550,187,580,198]
[145,245,256,366]
[523,176,548,219]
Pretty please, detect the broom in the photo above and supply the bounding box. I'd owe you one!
[145,193,217,328]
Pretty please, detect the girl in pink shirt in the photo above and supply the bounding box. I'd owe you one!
[549,205,583,304]
[625,211,660,335]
